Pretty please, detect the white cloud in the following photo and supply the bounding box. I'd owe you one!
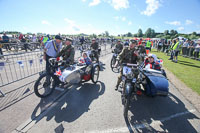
[64,18,80,32]
[41,20,51,26]
[89,0,101,6]
[185,20,193,25]
[82,0,86,2]
[109,0,129,10]
[178,27,184,31]
[128,21,132,25]
[141,0,161,16]
[165,21,181,26]
[63,18,103,34]
[114,16,126,21]
[114,16,120,20]
[121,17,126,21]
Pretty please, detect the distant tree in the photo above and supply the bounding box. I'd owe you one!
[92,34,97,38]
[137,29,143,37]
[133,34,137,37]
[105,31,109,37]
[192,32,197,36]
[127,32,132,37]
[174,30,178,35]
[170,30,175,35]
[151,29,156,38]
[164,30,169,35]
[145,28,152,38]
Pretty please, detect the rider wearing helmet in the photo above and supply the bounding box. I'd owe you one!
[90,38,99,62]
[114,39,123,54]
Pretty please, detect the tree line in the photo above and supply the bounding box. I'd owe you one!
[122,28,200,40]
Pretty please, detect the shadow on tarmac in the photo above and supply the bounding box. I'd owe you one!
[31,81,105,125]
[124,92,200,133]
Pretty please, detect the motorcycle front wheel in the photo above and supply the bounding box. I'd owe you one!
[34,73,56,98]
[123,94,130,118]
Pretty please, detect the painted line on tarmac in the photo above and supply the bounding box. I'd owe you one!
[85,109,196,133]
[12,85,77,133]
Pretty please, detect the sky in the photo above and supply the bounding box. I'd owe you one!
[0,0,200,35]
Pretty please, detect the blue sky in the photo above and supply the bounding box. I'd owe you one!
[0,0,200,35]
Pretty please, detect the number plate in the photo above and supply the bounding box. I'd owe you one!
[132,78,136,83]
[123,66,131,75]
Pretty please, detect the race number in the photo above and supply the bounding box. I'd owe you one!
[123,66,131,75]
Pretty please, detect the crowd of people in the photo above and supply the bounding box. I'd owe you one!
[153,38,200,62]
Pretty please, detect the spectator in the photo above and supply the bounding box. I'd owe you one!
[189,41,195,58]
[182,40,189,57]
[0,36,3,57]
[172,38,180,63]
[2,33,10,51]
[194,41,200,60]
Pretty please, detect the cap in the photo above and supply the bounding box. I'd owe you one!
[92,38,96,41]
[55,35,62,40]
[66,37,73,42]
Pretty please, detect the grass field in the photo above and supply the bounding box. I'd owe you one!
[151,49,200,95]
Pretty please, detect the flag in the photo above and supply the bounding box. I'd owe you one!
[39,58,43,64]
[17,61,24,68]
[0,62,5,71]
[29,60,33,67]
[54,68,62,76]
[157,59,163,64]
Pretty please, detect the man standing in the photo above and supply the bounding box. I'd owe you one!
[43,35,62,73]
[172,38,180,63]
[57,37,75,66]
[2,33,10,51]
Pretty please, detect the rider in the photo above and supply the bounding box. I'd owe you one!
[56,37,75,67]
[144,54,161,70]
[115,40,141,91]
[114,39,123,54]
[90,38,99,62]
[138,40,146,61]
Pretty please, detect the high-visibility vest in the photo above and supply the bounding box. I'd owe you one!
[42,37,49,44]
[173,41,179,50]
[146,41,151,48]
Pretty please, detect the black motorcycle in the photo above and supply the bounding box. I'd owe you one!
[120,63,140,117]
[110,49,121,72]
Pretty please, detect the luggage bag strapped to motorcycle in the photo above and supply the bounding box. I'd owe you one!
[144,69,169,96]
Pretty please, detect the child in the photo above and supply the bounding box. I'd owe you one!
[83,52,92,65]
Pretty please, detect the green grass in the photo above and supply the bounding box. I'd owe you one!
[151,49,200,95]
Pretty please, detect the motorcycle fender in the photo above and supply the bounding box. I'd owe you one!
[92,63,99,68]
[125,83,132,96]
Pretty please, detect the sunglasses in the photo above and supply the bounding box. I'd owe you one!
[149,57,153,58]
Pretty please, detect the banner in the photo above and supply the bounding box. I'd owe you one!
[17,61,24,68]
[0,62,5,71]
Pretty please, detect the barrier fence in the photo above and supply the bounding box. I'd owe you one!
[0,42,112,97]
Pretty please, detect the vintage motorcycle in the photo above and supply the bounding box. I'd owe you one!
[110,49,121,72]
[34,57,100,98]
[121,62,169,117]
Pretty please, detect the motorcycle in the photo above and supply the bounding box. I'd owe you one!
[121,62,169,117]
[34,58,100,98]
[110,49,121,72]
